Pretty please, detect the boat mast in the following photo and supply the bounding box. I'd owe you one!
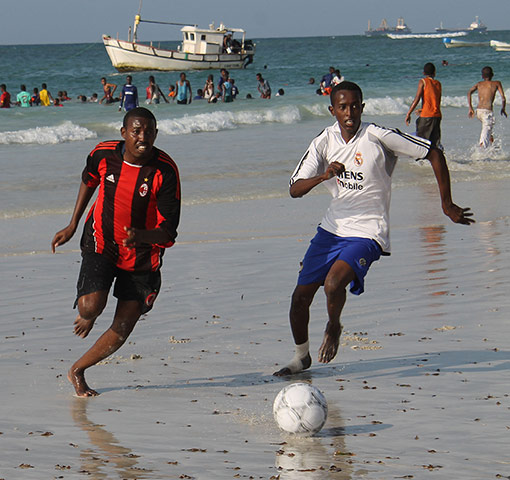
[133,0,143,43]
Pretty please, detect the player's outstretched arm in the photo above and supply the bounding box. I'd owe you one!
[426,148,475,225]
[51,182,97,252]
[290,161,345,198]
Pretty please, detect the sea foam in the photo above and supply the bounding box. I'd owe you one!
[0,121,97,145]
[157,106,302,135]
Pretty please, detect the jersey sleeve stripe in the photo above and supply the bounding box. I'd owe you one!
[89,141,120,156]
[290,151,309,186]
[390,128,431,150]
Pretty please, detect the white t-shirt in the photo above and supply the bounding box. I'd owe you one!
[290,122,431,253]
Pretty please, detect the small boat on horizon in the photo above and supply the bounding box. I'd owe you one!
[365,17,411,37]
[490,40,510,52]
[435,16,488,34]
[443,37,490,48]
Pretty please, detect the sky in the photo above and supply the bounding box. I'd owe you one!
[1,0,508,45]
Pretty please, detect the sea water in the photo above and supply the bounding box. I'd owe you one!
[1,33,510,254]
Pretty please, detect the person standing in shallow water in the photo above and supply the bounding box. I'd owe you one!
[274,81,474,377]
[467,66,507,148]
[51,107,181,397]
[405,62,442,149]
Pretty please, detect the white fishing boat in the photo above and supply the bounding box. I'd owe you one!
[443,37,490,48]
[490,40,510,52]
[103,5,255,72]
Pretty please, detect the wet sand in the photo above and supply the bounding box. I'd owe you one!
[1,179,509,479]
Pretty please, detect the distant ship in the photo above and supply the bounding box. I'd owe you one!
[365,17,411,37]
[435,16,488,34]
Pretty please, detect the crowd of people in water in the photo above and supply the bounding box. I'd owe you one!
[1,62,504,150]
[0,68,286,111]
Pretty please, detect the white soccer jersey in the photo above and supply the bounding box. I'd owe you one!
[290,121,431,253]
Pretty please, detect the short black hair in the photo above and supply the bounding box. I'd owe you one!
[330,81,363,105]
[482,66,494,79]
[122,107,157,128]
[423,62,436,76]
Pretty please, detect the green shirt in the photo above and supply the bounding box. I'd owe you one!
[17,91,31,107]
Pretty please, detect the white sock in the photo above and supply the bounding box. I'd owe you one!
[284,340,310,373]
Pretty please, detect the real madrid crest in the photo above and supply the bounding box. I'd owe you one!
[354,151,363,167]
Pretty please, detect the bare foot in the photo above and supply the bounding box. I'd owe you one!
[273,353,312,376]
[73,315,95,338]
[318,323,342,363]
[68,368,99,397]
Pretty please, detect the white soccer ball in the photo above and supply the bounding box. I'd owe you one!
[273,383,328,436]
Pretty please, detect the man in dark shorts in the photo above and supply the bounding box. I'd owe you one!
[52,107,181,397]
[405,63,442,148]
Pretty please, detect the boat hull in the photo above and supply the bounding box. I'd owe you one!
[443,38,490,48]
[490,40,510,52]
[103,36,255,71]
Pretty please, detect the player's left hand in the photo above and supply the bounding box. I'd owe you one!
[443,204,475,225]
[123,226,138,248]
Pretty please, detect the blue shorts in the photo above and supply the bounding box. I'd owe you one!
[297,227,382,295]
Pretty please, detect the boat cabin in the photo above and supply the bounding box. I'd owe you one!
[180,23,246,55]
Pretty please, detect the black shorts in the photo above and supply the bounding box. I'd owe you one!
[76,253,161,314]
[416,116,441,148]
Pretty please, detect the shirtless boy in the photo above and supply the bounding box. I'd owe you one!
[467,66,507,148]
[99,77,117,104]
[274,81,474,377]
[52,107,181,396]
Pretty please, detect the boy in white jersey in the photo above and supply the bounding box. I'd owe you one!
[274,81,474,377]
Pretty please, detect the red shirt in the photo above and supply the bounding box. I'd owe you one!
[81,141,181,272]
[0,91,11,108]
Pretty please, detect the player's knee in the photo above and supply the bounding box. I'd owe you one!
[323,276,347,299]
[78,295,106,320]
[291,288,315,309]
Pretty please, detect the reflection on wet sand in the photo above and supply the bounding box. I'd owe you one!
[420,224,449,299]
[70,397,154,479]
[274,404,357,479]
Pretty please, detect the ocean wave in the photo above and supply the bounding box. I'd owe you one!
[106,106,303,136]
[0,121,97,145]
[364,97,409,115]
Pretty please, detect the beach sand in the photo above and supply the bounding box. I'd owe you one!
[1,178,509,479]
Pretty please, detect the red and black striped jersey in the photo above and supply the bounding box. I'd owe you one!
[80,140,180,272]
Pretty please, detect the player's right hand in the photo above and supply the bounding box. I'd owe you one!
[325,161,345,179]
[51,225,76,253]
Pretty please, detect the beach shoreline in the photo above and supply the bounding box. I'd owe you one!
[1,177,509,479]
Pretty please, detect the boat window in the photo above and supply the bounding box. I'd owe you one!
[190,33,195,41]
[184,32,189,40]
[201,34,206,41]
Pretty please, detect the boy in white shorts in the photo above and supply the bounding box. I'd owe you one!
[274,81,474,376]
[468,66,507,148]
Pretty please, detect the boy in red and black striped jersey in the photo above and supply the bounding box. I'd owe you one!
[52,107,180,397]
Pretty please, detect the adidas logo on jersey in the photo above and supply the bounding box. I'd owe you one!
[106,174,115,183]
